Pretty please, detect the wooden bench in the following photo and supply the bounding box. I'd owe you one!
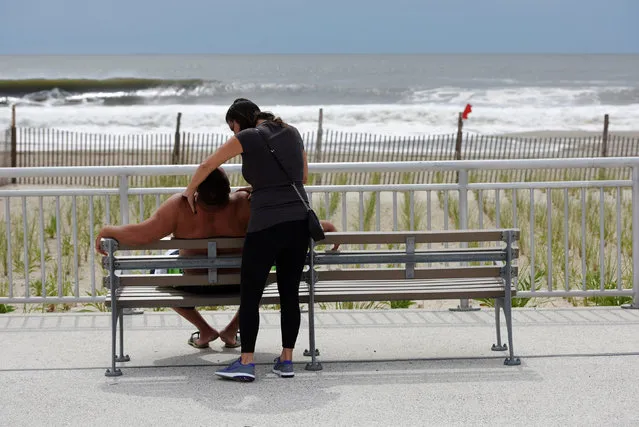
[101,229,520,377]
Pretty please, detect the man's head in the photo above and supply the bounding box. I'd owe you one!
[197,168,231,207]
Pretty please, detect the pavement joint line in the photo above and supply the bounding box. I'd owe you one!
[2,351,638,374]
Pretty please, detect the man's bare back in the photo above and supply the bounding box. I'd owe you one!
[95,190,251,256]
[173,191,250,259]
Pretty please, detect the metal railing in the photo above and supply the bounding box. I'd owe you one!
[8,126,639,185]
[0,158,637,309]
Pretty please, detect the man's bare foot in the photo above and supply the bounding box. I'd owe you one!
[219,327,240,348]
[189,327,220,348]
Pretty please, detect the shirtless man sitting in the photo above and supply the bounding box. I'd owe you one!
[95,167,336,349]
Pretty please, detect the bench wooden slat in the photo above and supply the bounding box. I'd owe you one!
[320,230,512,245]
[316,246,518,259]
[116,266,511,287]
[117,273,264,286]
[111,229,515,252]
[315,279,504,288]
[108,278,514,308]
[117,237,245,251]
[110,288,509,308]
[113,280,505,297]
[314,266,509,281]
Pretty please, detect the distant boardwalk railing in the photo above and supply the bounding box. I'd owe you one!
[4,127,639,186]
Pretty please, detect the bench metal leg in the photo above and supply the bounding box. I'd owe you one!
[116,310,130,363]
[304,298,322,371]
[305,242,323,371]
[304,306,322,371]
[105,305,122,377]
[502,297,521,366]
[502,230,521,366]
[491,298,507,351]
[449,298,480,312]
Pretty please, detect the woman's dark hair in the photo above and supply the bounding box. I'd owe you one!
[225,98,287,131]
[197,168,230,207]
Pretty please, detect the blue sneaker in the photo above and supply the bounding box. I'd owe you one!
[272,357,294,378]
[215,358,255,382]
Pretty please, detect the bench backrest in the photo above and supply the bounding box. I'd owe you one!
[101,229,519,289]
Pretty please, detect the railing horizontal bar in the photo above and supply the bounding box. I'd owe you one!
[0,181,631,199]
[0,188,120,197]
[469,181,631,190]
[0,297,106,304]
[517,291,633,298]
[0,157,637,178]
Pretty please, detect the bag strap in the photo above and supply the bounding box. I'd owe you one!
[255,127,311,212]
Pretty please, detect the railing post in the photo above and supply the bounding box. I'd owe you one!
[314,108,323,185]
[119,175,129,225]
[10,105,17,184]
[622,165,639,309]
[450,169,479,312]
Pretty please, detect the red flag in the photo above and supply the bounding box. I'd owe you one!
[462,104,472,120]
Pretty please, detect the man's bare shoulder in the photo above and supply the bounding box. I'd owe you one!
[230,190,250,201]
[229,191,251,221]
[155,194,190,219]
[163,194,186,210]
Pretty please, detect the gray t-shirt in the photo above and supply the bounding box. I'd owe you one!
[236,122,309,232]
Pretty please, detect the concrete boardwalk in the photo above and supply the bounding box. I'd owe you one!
[1,307,639,426]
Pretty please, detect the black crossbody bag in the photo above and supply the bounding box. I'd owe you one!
[256,128,325,242]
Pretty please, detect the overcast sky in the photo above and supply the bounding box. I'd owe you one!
[1,0,637,54]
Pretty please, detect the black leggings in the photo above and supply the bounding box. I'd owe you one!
[239,220,309,353]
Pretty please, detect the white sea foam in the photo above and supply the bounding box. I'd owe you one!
[2,82,638,137]
[3,102,638,138]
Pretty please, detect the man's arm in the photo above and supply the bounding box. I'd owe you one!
[320,220,340,251]
[95,195,181,255]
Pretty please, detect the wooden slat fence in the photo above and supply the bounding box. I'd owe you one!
[7,127,639,186]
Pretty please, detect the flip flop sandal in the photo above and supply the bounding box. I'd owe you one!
[188,331,214,349]
[223,333,241,349]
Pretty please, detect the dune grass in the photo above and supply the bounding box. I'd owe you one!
[0,170,634,312]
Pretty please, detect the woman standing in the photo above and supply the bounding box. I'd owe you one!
[182,98,310,382]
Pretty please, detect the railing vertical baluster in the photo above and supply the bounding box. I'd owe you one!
[564,188,569,291]
[90,195,96,297]
[581,188,587,291]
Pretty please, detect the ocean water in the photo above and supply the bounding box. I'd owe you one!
[1,54,638,136]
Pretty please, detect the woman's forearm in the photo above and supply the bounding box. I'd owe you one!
[186,162,214,194]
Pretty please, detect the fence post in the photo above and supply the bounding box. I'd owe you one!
[455,112,463,183]
[11,105,17,184]
[314,108,323,185]
[455,112,463,161]
[172,112,182,164]
[119,175,129,225]
[601,114,609,157]
[450,169,479,312]
[622,165,639,309]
